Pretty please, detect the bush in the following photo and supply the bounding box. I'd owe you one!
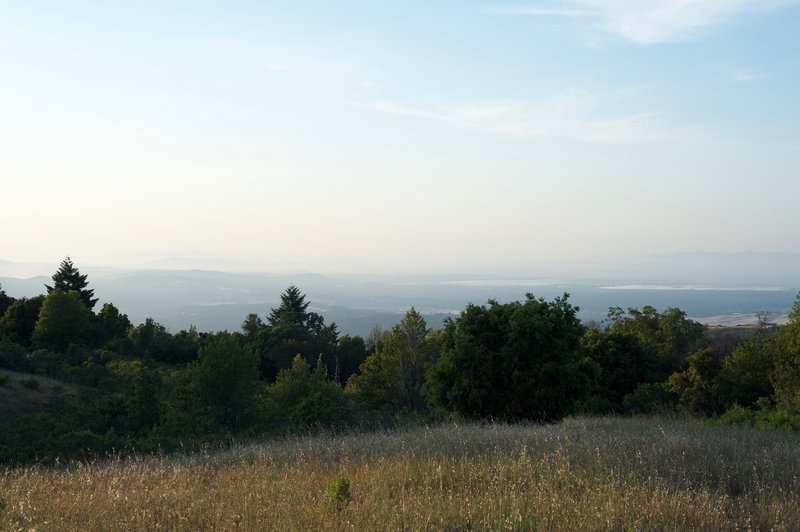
[325,473,351,510]
[266,355,345,430]
[19,377,40,390]
[425,294,594,421]
[623,382,678,414]
[0,336,29,371]
[719,405,800,431]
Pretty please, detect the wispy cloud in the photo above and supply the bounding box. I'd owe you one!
[356,90,674,144]
[498,1,800,44]
[732,69,763,83]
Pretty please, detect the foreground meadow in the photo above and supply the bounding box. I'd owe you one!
[1,416,798,530]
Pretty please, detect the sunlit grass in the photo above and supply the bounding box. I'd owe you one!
[1,416,798,530]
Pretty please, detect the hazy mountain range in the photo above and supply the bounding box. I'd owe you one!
[1,253,797,337]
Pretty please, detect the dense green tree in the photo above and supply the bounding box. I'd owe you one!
[107,360,163,432]
[769,294,800,413]
[253,287,339,380]
[717,339,774,408]
[170,327,202,364]
[190,334,261,430]
[0,295,45,346]
[253,326,319,381]
[45,257,98,310]
[335,335,369,384]
[424,294,595,421]
[346,308,438,410]
[127,318,197,363]
[32,290,91,350]
[266,355,345,430]
[580,329,658,412]
[268,286,311,327]
[97,302,132,341]
[607,306,706,379]
[267,286,338,341]
[665,348,724,414]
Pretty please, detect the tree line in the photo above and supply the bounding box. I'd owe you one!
[0,257,798,463]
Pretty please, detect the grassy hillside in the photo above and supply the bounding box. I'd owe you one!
[0,370,77,415]
[0,416,798,530]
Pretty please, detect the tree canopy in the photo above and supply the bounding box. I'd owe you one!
[45,257,98,310]
[424,294,595,421]
[346,308,438,410]
[32,290,91,350]
[268,286,311,328]
[2,257,800,465]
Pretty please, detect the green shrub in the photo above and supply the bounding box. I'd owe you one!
[0,373,9,387]
[19,377,40,390]
[267,355,345,430]
[755,409,800,431]
[720,405,800,431]
[325,473,351,510]
[623,382,677,413]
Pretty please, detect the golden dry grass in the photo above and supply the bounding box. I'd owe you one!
[1,416,798,530]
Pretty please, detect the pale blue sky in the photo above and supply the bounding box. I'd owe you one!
[2,1,799,273]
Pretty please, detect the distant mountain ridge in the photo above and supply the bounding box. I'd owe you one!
[1,254,797,337]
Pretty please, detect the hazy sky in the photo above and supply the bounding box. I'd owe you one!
[2,1,799,274]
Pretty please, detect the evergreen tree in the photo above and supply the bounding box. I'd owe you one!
[241,313,264,341]
[45,256,98,310]
[255,287,340,380]
[268,286,310,327]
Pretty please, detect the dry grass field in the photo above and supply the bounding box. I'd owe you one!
[1,416,798,530]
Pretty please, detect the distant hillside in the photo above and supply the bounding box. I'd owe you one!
[1,255,797,336]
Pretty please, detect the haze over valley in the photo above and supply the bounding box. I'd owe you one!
[2,252,796,336]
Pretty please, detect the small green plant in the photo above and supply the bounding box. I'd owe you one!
[325,473,351,510]
[0,374,9,387]
[20,377,40,391]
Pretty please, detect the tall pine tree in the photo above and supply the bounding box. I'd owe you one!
[45,256,98,310]
[267,286,310,327]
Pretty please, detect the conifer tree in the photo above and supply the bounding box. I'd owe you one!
[45,256,98,310]
[268,286,310,327]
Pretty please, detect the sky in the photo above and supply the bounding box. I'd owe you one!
[2,1,799,274]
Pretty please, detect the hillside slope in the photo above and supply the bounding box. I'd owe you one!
[0,417,797,529]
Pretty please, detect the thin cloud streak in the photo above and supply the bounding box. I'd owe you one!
[733,70,763,83]
[499,1,800,44]
[357,92,675,144]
